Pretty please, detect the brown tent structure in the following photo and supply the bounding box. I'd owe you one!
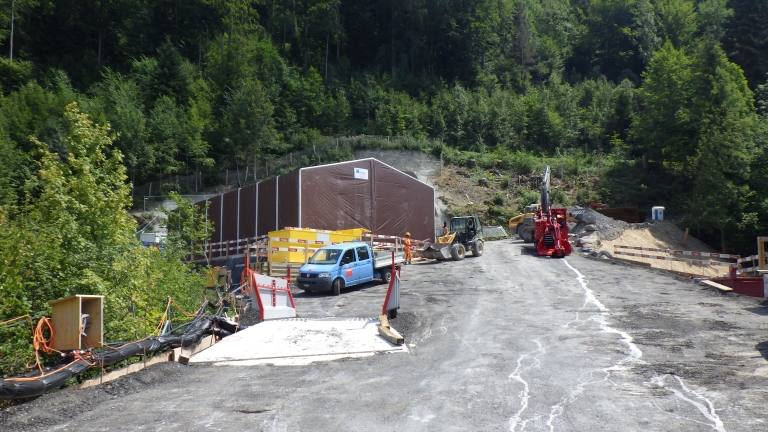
[196,159,435,247]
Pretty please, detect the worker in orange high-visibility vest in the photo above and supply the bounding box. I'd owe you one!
[403,232,413,264]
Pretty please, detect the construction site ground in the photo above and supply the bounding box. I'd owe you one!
[3,239,768,431]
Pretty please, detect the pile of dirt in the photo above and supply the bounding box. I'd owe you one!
[388,311,417,341]
[597,221,725,278]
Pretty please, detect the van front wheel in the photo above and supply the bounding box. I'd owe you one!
[332,278,344,296]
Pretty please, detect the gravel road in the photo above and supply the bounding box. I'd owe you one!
[3,239,768,431]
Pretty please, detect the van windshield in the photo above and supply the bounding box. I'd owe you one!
[308,249,342,264]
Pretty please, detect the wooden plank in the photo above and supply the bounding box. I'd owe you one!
[66,351,174,391]
[377,314,403,345]
[701,279,734,292]
[378,326,404,345]
[177,335,217,365]
[379,314,390,328]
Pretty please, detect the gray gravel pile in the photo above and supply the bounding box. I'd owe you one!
[570,208,628,241]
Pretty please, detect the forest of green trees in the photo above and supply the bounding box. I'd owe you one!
[1,1,768,374]
[2,0,767,251]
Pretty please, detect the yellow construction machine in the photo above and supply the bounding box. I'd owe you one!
[415,216,484,261]
[509,204,539,241]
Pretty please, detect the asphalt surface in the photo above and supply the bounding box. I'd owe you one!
[3,238,768,431]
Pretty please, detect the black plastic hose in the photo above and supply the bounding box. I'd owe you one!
[0,315,238,399]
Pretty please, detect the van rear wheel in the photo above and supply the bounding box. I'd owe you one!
[332,278,344,296]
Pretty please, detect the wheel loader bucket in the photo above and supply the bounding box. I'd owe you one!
[414,242,453,260]
[415,233,455,260]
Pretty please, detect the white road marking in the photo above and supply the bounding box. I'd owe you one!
[527,259,646,430]
[563,259,644,368]
[508,339,546,431]
[650,375,726,432]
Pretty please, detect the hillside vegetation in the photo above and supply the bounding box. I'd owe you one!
[1,0,768,376]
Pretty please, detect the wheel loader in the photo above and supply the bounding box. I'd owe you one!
[415,216,484,261]
[509,204,539,242]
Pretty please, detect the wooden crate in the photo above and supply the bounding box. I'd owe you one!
[50,295,104,351]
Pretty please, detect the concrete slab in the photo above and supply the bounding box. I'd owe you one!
[189,317,408,366]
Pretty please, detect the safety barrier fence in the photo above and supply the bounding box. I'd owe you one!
[241,255,296,320]
[736,255,768,274]
[613,245,739,268]
[195,231,423,278]
[614,245,740,259]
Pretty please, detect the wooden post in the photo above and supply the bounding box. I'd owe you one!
[268,238,273,276]
[225,169,229,185]
[683,228,690,245]
[758,237,768,271]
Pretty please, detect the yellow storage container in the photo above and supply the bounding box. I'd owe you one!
[266,227,367,264]
[334,228,371,238]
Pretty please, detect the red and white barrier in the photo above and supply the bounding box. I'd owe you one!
[382,257,401,317]
[248,272,296,320]
[364,233,401,240]
[737,255,761,273]
[615,245,740,259]
[613,251,737,267]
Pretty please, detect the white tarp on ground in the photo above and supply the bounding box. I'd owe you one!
[189,318,408,366]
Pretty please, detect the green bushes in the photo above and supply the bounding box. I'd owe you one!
[516,189,540,211]
[0,105,207,377]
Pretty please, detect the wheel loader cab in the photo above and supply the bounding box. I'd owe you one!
[450,216,481,244]
[450,217,467,244]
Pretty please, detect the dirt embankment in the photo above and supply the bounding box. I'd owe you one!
[600,221,726,278]
[431,165,592,225]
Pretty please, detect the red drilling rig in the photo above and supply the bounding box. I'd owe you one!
[534,166,571,258]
